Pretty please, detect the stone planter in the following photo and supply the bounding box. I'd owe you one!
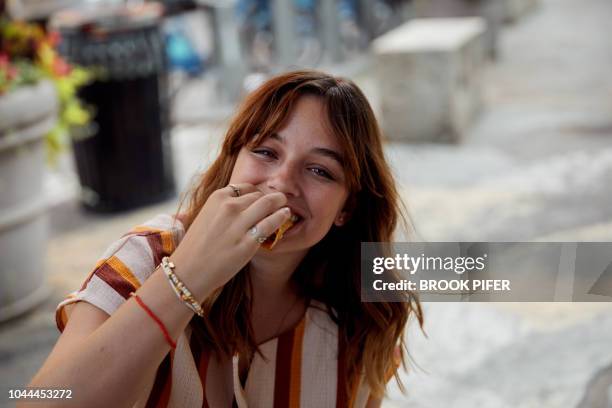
[0,80,57,321]
[7,0,82,20]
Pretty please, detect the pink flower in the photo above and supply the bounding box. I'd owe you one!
[47,31,61,47]
[52,56,72,76]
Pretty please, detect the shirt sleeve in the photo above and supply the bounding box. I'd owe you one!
[55,214,183,332]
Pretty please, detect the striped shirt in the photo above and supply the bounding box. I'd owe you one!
[56,214,398,407]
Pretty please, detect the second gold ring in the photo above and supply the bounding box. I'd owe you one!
[228,184,241,197]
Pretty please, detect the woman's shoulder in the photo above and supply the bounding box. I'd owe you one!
[93,213,185,269]
[55,213,185,332]
[122,213,186,240]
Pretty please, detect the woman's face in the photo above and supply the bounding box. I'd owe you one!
[230,95,350,253]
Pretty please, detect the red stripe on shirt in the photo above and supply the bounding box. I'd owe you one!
[95,262,136,300]
[146,351,173,408]
[274,328,296,408]
[190,333,210,408]
[146,234,164,267]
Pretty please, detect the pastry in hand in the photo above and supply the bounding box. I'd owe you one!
[261,214,299,250]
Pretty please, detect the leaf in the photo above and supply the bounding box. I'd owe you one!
[62,100,91,126]
[45,125,66,166]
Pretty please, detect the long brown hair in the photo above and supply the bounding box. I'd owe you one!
[175,70,423,398]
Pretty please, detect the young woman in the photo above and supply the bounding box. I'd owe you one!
[27,70,423,407]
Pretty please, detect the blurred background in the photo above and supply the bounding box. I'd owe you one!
[1,0,612,407]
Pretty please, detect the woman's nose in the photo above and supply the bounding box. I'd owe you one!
[266,162,300,197]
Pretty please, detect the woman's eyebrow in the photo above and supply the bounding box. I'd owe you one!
[270,132,344,167]
[270,132,284,142]
[311,148,344,167]
[270,133,344,166]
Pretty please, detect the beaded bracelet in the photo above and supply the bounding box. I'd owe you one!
[160,256,205,317]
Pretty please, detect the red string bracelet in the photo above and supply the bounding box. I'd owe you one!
[130,292,177,349]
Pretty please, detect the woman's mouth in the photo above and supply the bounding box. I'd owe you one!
[285,213,304,235]
[260,213,304,249]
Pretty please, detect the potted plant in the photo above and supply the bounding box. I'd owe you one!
[0,9,90,321]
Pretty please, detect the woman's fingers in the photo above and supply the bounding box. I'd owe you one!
[244,206,292,247]
[229,191,265,210]
[223,183,259,198]
[238,192,288,232]
[171,186,290,293]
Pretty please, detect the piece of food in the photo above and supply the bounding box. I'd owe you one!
[261,215,299,250]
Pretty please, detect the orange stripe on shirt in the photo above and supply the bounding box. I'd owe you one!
[289,318,306,407]
[56,304,69,332]
[107,255,141,290]
[160,231,175,255]
[125,226,163,236]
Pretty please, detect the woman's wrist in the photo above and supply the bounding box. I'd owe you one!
[167,251,218,304]
[160,257,204,316]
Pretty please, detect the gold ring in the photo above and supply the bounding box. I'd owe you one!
[249,226,267,244]
[228,184,241,197]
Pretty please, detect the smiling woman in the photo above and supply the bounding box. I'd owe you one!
[25,70,423,408]
[231,95,350,253]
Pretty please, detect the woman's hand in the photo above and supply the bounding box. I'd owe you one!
[170,183,291,301]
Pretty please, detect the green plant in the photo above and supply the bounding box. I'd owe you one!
[0,17,92,163]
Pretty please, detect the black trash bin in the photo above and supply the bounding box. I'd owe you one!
[51,3,175,212]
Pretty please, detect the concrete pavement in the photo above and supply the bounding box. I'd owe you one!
[381,0,612,406]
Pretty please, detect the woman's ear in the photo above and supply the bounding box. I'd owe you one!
[334,193,356,227]
[334,211,349,227]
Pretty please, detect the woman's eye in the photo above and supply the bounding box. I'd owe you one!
[310,167,334,180]
[252,149,276,159]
